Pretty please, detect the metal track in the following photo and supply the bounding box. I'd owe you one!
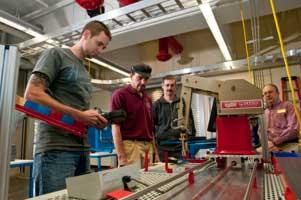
[192,163,234,200]
[243,161,258,200]
[205,154,262,162]
[28,162,286,200]
[121,160,213,200]
[263,163,285,200]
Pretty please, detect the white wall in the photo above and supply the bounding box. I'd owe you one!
[90,90,112,112]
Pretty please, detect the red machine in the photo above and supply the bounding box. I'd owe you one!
[177,75,265,165]
[16,99,86,136]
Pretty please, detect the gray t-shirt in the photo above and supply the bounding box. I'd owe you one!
[32,47,92,154]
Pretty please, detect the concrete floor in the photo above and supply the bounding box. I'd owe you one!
[9,174,29,200]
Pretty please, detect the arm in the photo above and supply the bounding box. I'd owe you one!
[112,124,128,165]
[110,91,128,165]
[24,73,107,128]
[151,134,160,162]
[151,102,160,162]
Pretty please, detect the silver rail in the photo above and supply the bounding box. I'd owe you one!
[121,160,213,200]
[243,160,259,200]
[192,161,235,200]
[0,45,20,200]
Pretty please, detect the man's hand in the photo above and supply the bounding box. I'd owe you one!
[268,141,279,152]
[25,73,108,129]
[256,141,279,153]
[154,152,160,163]
[118,153,128,166]
[76,109,108,129]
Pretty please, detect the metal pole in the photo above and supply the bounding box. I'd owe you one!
[192,162,235,200]
[243,161,258,200]
[0,45,20,200]
[121,160,212,200]
[258,115,270,162]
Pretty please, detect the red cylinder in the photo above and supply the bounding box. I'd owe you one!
[156,37,172,62]
[75,0,104,10]
[168,36,183,55]
[118,0,139,7]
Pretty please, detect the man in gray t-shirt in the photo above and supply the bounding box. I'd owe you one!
[24,21,111,195]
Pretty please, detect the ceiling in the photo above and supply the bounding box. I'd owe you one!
[1,0,301,79]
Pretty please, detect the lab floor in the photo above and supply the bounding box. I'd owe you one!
[9,174,29,200]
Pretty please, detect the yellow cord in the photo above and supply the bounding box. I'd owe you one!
[240,3,253,83]
[269,0,301,152]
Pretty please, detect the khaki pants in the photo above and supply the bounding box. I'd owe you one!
[123,140,153,168]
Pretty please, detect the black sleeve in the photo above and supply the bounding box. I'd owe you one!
[152,101,158,126]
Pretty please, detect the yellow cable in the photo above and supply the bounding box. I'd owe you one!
[240,3,253,83]
[269,0,301,152]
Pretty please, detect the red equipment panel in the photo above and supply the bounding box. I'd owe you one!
[215,116,256,155]
[15,103,86,137]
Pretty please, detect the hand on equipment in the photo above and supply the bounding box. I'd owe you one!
[78,109,108,129]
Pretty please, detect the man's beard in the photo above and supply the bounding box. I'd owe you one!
[166,90,174,95]
[138,85,145,92]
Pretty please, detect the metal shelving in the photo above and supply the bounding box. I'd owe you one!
[19,0,246,57]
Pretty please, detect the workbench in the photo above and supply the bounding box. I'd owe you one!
[10,159,34,198]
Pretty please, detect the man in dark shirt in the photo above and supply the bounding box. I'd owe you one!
[110,64,159,167]
[24,21,110,195]
[153,75,195,160]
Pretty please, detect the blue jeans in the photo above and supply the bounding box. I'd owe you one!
[33,151,90,196]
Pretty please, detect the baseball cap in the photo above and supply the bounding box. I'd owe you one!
[131,64,152,78]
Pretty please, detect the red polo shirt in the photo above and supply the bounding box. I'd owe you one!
[110,85,154,141]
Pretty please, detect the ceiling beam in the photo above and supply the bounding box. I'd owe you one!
[0,23,32,40]
[22,0,74,21]
[0,9,43,32]
[34,0,49,8]
[0,31,6,44]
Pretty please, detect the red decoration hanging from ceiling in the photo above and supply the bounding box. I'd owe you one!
[75,0,104,10]
[156,36,183,62]
[116,0,184,62]
[118,0,139,7]
[156,37,172,62]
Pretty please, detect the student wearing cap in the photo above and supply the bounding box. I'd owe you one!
[110,64,160,166]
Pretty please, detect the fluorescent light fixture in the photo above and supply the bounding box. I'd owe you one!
[199,2,232,61]
[0,16,44,38]
[224,61,233,70]
[0,15,129,77]
[91,77,130,85]
[87,58,130,77]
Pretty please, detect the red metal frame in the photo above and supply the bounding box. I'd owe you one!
[215,116,256,155]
